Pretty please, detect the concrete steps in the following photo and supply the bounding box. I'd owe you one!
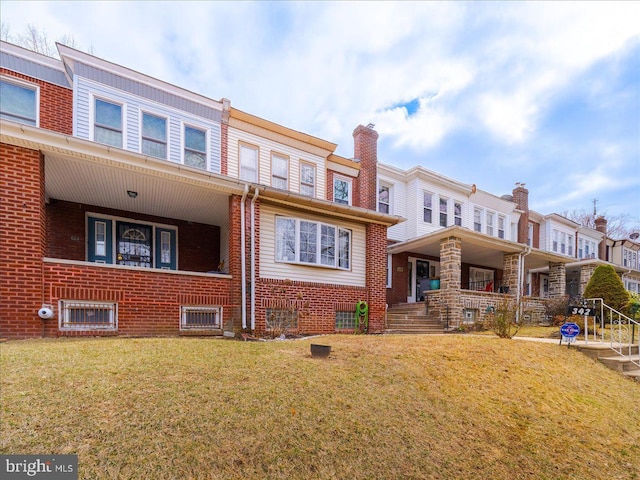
[386,303,444,334]
[575,343,640,382]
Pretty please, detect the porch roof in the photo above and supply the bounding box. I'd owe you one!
[387,226,573,270]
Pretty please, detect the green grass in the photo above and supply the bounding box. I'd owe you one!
[1,335,639,479]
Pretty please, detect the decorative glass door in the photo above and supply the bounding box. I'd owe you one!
[116,221,152,268]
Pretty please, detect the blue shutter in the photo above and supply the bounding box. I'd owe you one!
[87,217,113,264]
[155,228,177,270]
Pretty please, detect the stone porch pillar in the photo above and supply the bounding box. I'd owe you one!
[440,236,462,326]
[579,264,595,297]
[503,253,520,294]
[548,262,566,297]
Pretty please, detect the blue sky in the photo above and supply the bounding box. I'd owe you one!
[1,1,639,224]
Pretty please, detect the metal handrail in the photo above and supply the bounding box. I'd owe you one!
[585,298,640,369]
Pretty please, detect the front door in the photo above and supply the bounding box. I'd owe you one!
[407,257,430,303]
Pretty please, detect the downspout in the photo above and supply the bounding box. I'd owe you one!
[516,246,532,323]
[250,187,260,331]
[240,184,249,330]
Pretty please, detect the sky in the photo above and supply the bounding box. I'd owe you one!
[2,1,639,225]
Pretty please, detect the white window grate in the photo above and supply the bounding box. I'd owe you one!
[181,306,222,330]
[59,301,117,330]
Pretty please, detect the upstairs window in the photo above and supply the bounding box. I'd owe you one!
[454,202,462,226]
[378,185,390,214]
[0,78,38,126]
[498,215,505,239]
[300,163,316,197]
[333,176,351,205]
[423,192,433,223]
[142,112,167,159]
[184,125,207,170]
[439,198,448,227]
[271,153,289,190]
[240,143,258,182]
[486,212,495,236]
[94,98,122,147]
[473,208,482,232]
[568,235,574,256]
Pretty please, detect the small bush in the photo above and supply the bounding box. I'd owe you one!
[483,297,531,338]
[583,265,630,313]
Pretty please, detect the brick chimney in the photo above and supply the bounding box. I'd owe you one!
[595,215,607,260]
[353,124,378,211]
[512,183,529,244]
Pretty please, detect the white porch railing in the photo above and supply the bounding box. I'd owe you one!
[583,298,640,369]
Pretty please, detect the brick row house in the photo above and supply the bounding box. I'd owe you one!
[0,41,401,338]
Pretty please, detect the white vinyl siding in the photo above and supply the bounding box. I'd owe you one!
[227,126,326,197]
[260,204,366,287]
[74,77,221,172]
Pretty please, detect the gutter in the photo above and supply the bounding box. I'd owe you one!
[240,184,249,330]
[250,187,260,331]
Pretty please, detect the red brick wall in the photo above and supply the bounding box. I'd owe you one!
[46,200,220,272]
[255,279,367,334]
[513,185,529,244]
[228,194,243,331]
[1,68,73,135]
[353,125,378,211]
[0,144,45,338]
[43,262,232,337]
[365,223,388,332]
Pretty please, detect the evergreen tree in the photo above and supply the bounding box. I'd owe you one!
[583,264,630,313]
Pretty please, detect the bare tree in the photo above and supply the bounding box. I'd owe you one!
[1,23,88,58]
[562,208,640,240]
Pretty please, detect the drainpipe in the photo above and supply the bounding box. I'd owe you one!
[240,184,249,330]
[516,246,532,323]
[250,187,260,331]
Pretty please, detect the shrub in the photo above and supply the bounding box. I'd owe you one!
[483,297,531,338]
[583,265,630,313]
[543,295,570,325]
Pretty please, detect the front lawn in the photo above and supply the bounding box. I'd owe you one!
[1,335,638,479]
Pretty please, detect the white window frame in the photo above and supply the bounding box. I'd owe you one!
[140,111,168,160]
[378,184,391,214]
[473,207,483,233]
[300,162,316,197]
[274,216,351,270]
[498,215,506,239]
[423,192,433,224]
[92,96,124,148]
[239,142,259,182]
[439,197,448,227]
[528,224,534,246]
[454,202,462,226]
[486,211,495,237]
[59,300,117,331]
[0,75,40,127]
[183,122,208,170]
[567,234,574,257]
[180,306,222,330]
[271,152,289,190]
[333,175,352,206]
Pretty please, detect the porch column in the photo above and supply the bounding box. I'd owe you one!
[579,264,596,297]
[548,262,566,297]
[227,194,243,333]
[440,236,462,326]
[366,223,387,333]
[502,253,520,294]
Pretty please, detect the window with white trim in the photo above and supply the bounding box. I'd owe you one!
[454,202,462,226]
[300,163,316,197]
[333,176,352,205]
[623,248,638,270]
[487,212,495,236]
[275,216,351,270]
[473,207,482,232]
[378,185,390,214]
[567,234,574,256]
[423,192,433,223]
[94,98,123,147]
[180,306,222,330]
[439,197,448,227]
[498,215,506,239]
[271,153,289,190]
[0,78,38,126]
[528,224,534,246]
[552,230,559,252]
[59,301,117,330]
[239,143,258,182]
[142,112,167,159]
[625,280,639,293]
[184,125,207,170]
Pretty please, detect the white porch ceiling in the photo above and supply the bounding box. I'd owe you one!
[45,154,231,226]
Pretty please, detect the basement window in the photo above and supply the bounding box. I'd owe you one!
[59,301,117,330]
[266,308,298,331]
[181,306,222,330]
[335,311,356,330]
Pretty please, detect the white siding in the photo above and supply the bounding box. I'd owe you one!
[73,77,221,173]
[259,204,366,287]
[228,126,326,199]
[379,174,406,241]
